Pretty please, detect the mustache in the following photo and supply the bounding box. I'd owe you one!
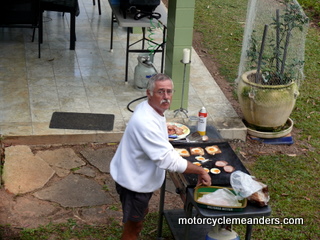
[160,99,171,104]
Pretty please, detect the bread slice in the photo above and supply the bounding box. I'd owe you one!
[190,147,205,155]
[205,145,222,155]
[174,148,190,157]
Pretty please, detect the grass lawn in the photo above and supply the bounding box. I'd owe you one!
[193,0,320,239]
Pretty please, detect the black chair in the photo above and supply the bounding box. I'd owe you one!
[40,0,80,50]
[0,0,41,58]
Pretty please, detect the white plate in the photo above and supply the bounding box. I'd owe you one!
[167,122,190,140]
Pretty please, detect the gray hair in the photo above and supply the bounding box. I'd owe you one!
[147,73,174,95]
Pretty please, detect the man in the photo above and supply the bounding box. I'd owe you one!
[110,73,211,240]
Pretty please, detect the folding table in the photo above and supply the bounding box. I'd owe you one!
[108,1,167,82]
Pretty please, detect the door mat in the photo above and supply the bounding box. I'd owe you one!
[49,112,114,131]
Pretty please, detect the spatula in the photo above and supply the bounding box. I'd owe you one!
[186,132,202,142]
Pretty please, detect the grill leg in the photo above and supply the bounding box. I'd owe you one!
[184,201,193,239]
[245,224,253,240]
[157,178,166,239]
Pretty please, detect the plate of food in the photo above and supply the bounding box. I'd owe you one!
[167,122,190,140]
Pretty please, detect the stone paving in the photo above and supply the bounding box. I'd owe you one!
[0,144,182,229]
[3,145,111,204]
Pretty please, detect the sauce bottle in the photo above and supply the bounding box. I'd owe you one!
[197,107,207,136]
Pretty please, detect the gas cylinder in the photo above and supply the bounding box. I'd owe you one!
[134,54,157,90]
[197,106,207,136]
[206,225,240,240]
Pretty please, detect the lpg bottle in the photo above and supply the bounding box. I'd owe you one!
[197,106,207,136]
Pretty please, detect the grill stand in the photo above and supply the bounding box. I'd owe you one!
[157,180,272,240]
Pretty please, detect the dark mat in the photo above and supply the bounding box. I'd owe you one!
[49,112,114,131]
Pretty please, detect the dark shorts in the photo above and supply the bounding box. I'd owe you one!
[115,182,153,223]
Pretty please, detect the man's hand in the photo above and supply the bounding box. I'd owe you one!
[197,171,211,186]
[184,161,212,186]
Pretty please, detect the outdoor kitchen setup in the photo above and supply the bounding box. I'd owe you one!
[157,125,272,240]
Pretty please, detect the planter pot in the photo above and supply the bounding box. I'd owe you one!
[237,70,299,130]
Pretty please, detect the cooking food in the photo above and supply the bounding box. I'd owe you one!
[210,168,221,174]
[195,156,206,161]
[174,148,190,157]
[167,124,184,135]
[215,160,228,167]
[190,147,205,155]
[203,168,209,173]
[193,162,201,166]
[205,145,222,155]
[223,165,235,173]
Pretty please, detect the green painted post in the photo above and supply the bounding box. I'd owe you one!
[164,0,195,109]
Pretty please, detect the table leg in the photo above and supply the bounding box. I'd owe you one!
[110,12,114,52]
[160,27,166,73]
[245,224,253,240]
[125,27,130,82]
[70,12,76,50]
[142,27,145,49]
[97,0,101,15]
[39,11,43,44]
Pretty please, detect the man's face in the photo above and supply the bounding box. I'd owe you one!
[147,79,174,116]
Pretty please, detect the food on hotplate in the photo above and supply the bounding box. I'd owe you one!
[223,165,235,173]
[193,162,201,166]
[203,168,209,173]
[214,160,235,173]
[174,148,190,157]
[174,144,235,174]
[215,160,228,167]
[167,124,184,135]
[195,156,206,161]
[205,145,222,155]
[190,147,205,155]
[210,168,221,174]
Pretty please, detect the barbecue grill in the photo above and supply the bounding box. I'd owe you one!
[157,127,272,240]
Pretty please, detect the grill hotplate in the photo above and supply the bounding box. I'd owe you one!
[171,141,250,187]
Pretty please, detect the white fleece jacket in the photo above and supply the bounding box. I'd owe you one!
[110,100,188,192]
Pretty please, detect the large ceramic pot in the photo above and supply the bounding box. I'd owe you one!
[237,70,299,130]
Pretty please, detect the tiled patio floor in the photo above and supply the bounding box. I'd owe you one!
[0,0,246,144]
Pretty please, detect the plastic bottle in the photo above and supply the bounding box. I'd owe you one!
[197,106,207,136]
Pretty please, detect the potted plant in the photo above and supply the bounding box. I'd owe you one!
[236,0,309,134]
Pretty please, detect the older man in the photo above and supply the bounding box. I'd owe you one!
[110,73,211,240]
